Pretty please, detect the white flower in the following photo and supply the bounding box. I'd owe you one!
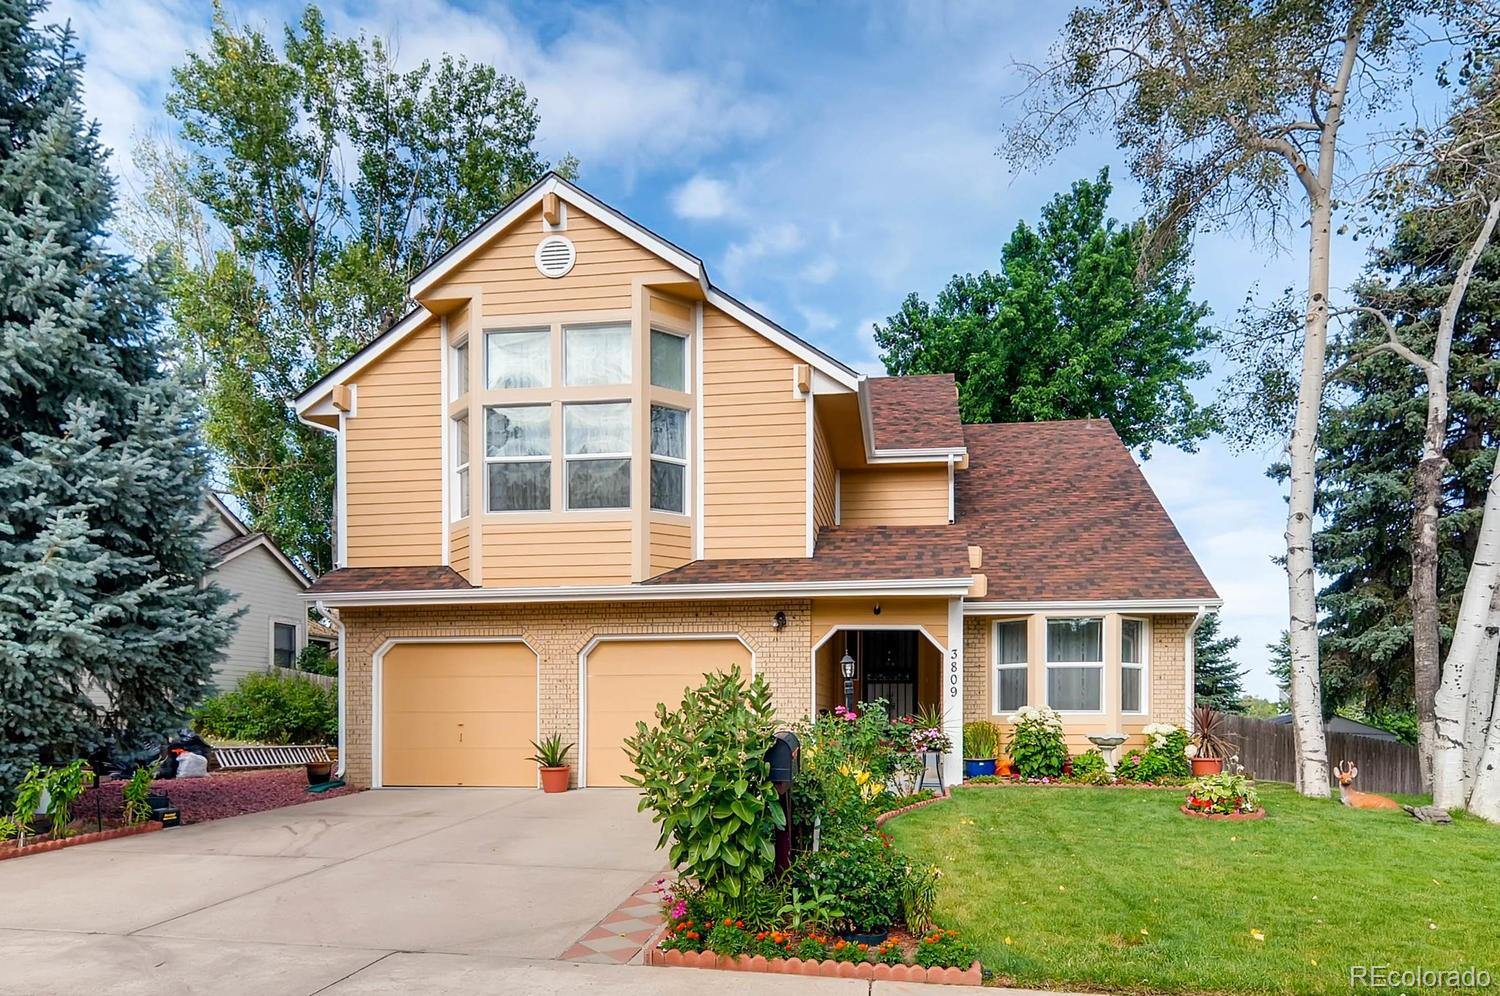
[1185,743,1198,758]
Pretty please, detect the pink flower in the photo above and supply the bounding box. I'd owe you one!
[672,901,686,918]
[834,706,847,715]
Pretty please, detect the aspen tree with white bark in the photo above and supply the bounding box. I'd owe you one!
[1008,0,1447,796]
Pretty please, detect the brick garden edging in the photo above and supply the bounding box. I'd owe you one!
[1179,804,1266,821]
[647,945,983,985]
[0,821,162,861]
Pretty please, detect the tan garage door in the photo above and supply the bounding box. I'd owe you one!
[382,641,537,787]
[585,637,753,787]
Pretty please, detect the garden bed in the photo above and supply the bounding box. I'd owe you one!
[0,821,162,861]
[77,767,358,826]
[646,943,981,985]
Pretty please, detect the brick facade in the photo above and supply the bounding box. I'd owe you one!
[337,599,812,788]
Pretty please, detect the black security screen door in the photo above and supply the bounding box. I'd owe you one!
[861,631,918,717]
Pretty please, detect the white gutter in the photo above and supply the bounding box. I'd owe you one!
[964,598,1223,614]
[315,599,347,782]
[1184,603,1211,729]
[307,576,975,608]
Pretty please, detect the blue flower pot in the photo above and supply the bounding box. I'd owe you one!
[963,758,997,778]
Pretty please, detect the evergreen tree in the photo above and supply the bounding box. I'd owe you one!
[0,0,233,795]
[874,170,1217,455]
[1193,613,1247,713]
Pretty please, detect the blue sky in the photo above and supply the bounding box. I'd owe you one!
[49,0,1458,698]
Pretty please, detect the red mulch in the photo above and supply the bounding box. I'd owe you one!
[77,768,360,826]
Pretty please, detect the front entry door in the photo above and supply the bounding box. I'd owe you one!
[861,631,919,717]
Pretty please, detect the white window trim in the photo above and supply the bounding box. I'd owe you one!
[649,326,689,393]
[649,403,689,514]
[1044,616,1106,716]
[452,413,470,521]
[268,616,303,669]
[563,322,632,388]
[991,619,1029,715]
[1121,615,1150,715]
[484,404,552,513]
[564,401,632,510]
[485,327,552,390]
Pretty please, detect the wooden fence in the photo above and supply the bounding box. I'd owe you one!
[1216,714,1423,795]
[270,665,336,689]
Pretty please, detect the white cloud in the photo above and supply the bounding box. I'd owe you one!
[722,221,803,282]
[800,256,838,284]
[671,174,736,220]
[797,306,837,335]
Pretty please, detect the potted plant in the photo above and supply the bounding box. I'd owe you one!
[528,734,575,793]
[1190,706,1235,776]
[962,721,999,778]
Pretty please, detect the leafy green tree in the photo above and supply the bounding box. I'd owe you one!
[1194,614,1248,713]
[0,0,234,796]
[134,3,573,573]
[874,171,1215,455]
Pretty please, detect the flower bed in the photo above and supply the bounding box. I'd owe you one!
[647,943,982,985]
[1179,803,1266,821]
[76,767,358,826]
[0,821,161,861]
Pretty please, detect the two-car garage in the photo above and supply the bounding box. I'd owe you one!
[377,636,752,788]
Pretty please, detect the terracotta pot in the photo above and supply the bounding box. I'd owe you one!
[1190,756,1224,776]
[305,760,333,785]
[539,766,571,793]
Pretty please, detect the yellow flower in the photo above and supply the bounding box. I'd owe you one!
[1139,929,1149,936]
[1004,937,1013,946]
[855,770,870,785]
[1250,929,1265,942]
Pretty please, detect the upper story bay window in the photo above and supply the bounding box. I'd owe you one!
[485,406,551,511]
[650,405,687,513]
[993,620,1028,713]
[651,329,687,392]
[1046,617,1104,713]
[565,324,631,386]
[487,329,549,389]
[565,402,631,509]
[1121,618,1148,714]
[452,414,470,518]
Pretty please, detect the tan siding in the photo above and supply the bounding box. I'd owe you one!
[345,321,443,566]
[482,519,633,586]
[450,520,470,582]
[450,300,470,342]
[649,291,693,326]
[431,205,684,319]
[813,411,836,529]
[649,519,692,576]
[839,467,949,527]
[702,305,806,558]
[811,597,950,651]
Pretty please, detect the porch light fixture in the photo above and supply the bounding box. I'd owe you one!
[773,610,786,631]
[840,651,856,713]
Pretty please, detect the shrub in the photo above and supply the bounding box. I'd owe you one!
[1005,706,1066,778]
[623,666,784,901]
[1068,749,1107,781]
[192,672,337,744]
[121,763,158,824]
[791,829,904,933]
[915,929,979,969]
[792,703,899,843]
[961,721,999,759]
[1143,723,1193,778]
[295,643,336,676]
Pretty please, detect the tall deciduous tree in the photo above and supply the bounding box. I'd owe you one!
[874,171,1215,455]
[1194,614,1248,713]
[1009,0,1442,796]
[0,0,233,795]
[133,3,573,573]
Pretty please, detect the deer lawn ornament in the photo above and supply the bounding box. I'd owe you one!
[1335,761,1400,811]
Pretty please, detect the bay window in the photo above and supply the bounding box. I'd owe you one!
[565,324,631,386]
[486,329,549,389]
[650,405,687,513]
[485,406,550,511]
[565,402,631,509]
[1122,617,1147,713]
[1046,617,1103,712]
[451,340,469,399]
[452,414,470,518]
[651,329,687,391]
[993,620,1028,712]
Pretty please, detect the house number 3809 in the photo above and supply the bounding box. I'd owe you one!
[948,649,959,697]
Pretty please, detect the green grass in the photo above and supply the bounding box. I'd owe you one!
[885,784,1500,994]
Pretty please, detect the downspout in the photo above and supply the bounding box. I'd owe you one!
[316,598,347,781]
[1184,604,1210,729]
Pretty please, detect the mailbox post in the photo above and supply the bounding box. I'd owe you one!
[765,730,800,873]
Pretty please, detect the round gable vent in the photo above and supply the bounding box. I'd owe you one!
[534,235,577,278]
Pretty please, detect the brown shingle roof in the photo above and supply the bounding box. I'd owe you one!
[957,420,1217,602]
[865,374,964,451]
[306,566,474,595]
[208,531,264,561]
[646,525,971,585]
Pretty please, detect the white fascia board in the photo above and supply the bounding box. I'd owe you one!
[207,492,250,537]
[212,535,312,589]
[963,598,1223,615]
[704,289,859,391]
[309,576,975,608]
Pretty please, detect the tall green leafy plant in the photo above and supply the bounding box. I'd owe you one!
[623,666,785,899]
[122,763,160,825]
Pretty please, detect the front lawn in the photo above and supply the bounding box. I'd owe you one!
[885,784,1500,994]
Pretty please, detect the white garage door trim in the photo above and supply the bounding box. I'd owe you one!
[372,636,540,789]
[577,633,756,788]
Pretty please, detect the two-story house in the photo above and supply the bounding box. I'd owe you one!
[298,174,1220,789]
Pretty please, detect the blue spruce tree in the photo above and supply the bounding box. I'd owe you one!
[0,0,234,795]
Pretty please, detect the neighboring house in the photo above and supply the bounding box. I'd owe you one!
[297,174,1220,790]
[1269,713,1403,743]
[204,494,311,689]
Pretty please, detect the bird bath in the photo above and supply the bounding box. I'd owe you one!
[1087,733,1128,771]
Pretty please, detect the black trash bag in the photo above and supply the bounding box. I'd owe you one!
[92,734,164,780]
